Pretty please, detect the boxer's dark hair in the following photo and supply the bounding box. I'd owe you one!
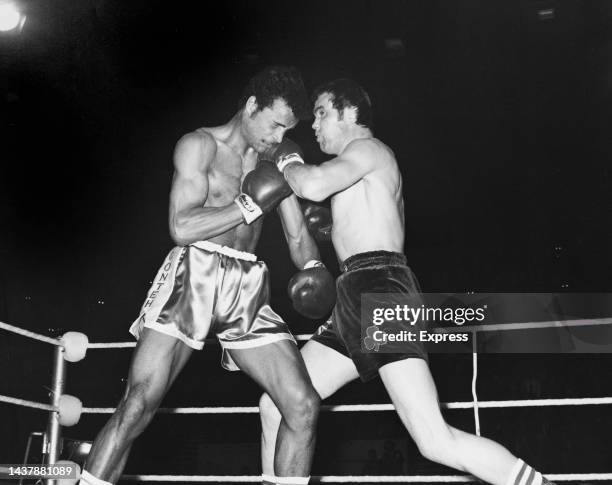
[312,78,373,129]
[240,65,310,120]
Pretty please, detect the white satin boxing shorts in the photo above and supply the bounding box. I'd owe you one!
[129,240,296,371]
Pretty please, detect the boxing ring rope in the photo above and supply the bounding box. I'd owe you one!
[117,473,612,483]
[471,333,480,435]
[2,317,612,483]
[0,320,64,346]
[5,394,612,415]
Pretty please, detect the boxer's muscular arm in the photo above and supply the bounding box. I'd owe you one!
[169,132,244,246]
[277,194,321,269]
[283,139,378,202]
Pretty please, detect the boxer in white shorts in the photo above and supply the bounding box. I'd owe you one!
[80,66,330,485]
[129,240,297,370]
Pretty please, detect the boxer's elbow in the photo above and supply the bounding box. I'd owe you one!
[301,187,328,202]
[169,217,191,246]
[170,228,189,247]
[294,172,328,202]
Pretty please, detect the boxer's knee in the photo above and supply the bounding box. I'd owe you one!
[259,393,282,430]
[414,434,446,465]
[412,426,461,470]
[115,383,161,437]
[278,385,320,433]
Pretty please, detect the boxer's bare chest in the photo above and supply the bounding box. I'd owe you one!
[206,143,257,205]
[205,141,262,250]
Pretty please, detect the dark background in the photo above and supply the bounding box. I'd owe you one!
[1,0,612,479]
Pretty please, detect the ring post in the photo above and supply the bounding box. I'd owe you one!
[45,344,66,485]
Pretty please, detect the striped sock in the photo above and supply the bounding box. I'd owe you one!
[505,459,545,485]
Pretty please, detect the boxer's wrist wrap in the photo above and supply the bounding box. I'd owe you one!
[277,152,304,172]
[234,193,263,224]
[303,259,324,270]
[79,470,112,485]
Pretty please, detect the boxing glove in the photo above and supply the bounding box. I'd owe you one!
[235,161,293,224]
[263,138,305,172]
[303,202,332,241]
[288,261,336,319]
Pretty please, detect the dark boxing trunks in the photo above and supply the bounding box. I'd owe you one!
[311,250,427,381]
[129,241,295,371]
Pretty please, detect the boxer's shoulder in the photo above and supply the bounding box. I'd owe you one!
[339,137,396,178]
[180,127,218,148]
[174,129,218,173]
[174,128,217,159]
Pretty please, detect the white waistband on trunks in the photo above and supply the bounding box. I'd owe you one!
[191,240,257,262]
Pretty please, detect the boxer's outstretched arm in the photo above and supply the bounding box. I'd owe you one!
[277,194,321,269]
[283,138,378,202]
[168,132,244,246]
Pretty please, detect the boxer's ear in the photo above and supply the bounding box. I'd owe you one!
[245,96,258,116]
[343,106,358,124]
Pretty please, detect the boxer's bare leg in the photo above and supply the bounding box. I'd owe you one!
[84,329,193,483]
[380,358,519,485]
[228,339,321,481]
[259,340,359,479]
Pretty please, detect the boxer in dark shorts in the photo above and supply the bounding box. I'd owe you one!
[260,79,556,485]
[312,250,427,381]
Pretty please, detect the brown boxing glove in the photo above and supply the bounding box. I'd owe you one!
[288,261,336,319]
[303,202,332,241]
[234,161,293,224]
[263,138,305,172]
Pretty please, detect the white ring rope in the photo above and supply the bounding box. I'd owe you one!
[470,330,480,436]
[442,316,612,333]
[87,341,137,348]
[77,396,612,414]
[0,320,61,345]
[0,394,55,411]
[2,394,611,415]
[120,473,612,482]
[85,317,612,348]
[3,317,611,348]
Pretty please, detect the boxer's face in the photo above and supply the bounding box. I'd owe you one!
[312,92,345,155]
[244,97,298,153]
